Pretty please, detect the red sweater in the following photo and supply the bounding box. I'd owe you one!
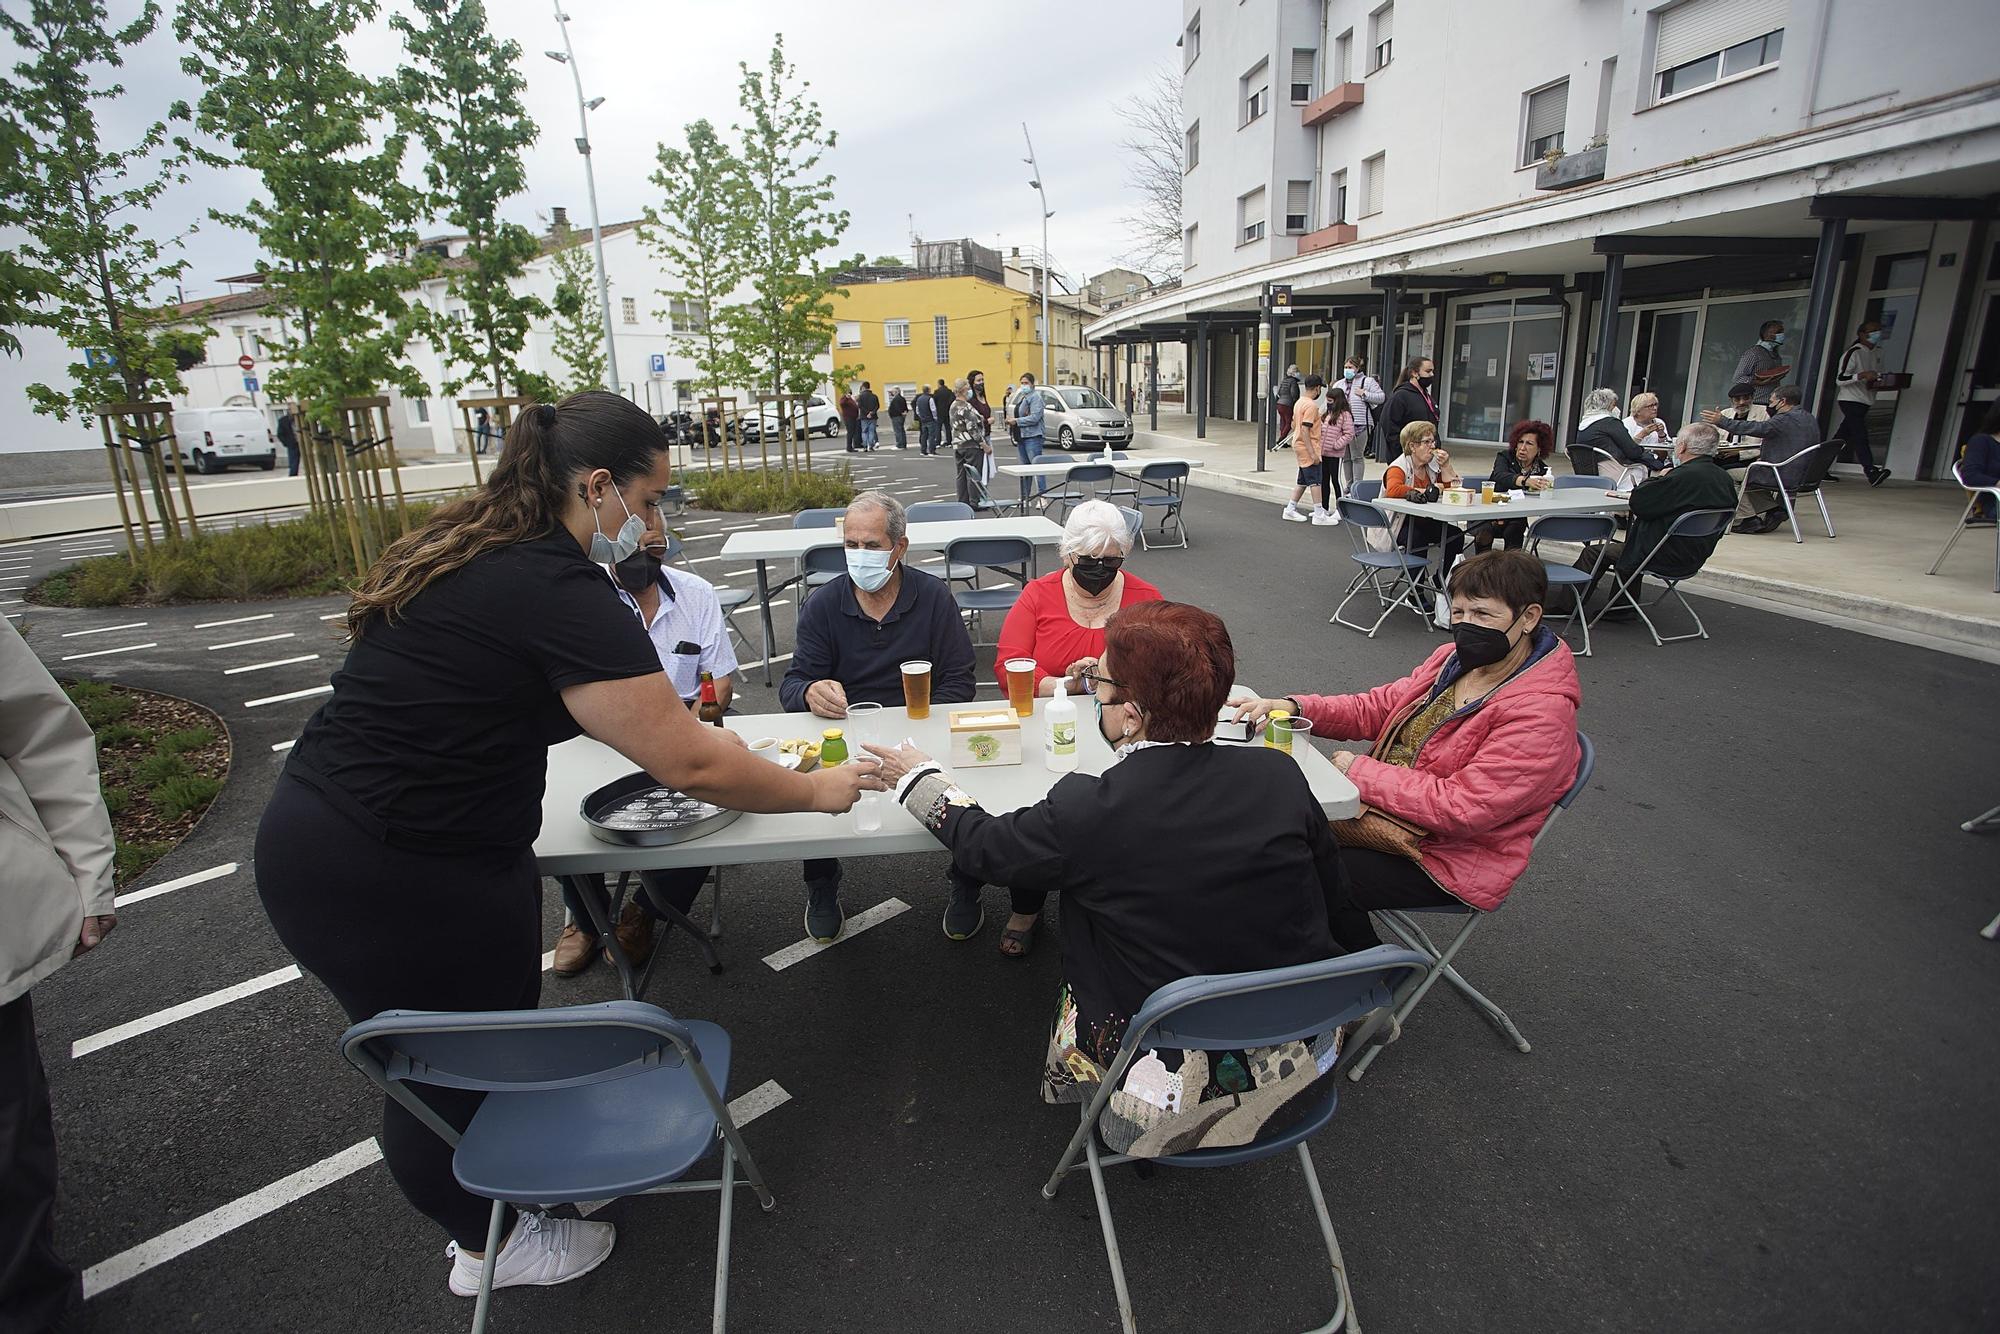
[994,570,1164,689]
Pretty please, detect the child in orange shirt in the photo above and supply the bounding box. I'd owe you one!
[1281,374,1327,523]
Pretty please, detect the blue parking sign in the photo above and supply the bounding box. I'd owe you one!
[649,353,666,375]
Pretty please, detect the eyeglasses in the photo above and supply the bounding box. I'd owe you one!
[1080,664,1123,692]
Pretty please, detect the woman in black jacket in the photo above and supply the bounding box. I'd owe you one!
[1472,419,1554,553]
[1377,356,1439,454]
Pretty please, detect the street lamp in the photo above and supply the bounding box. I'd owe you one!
[1022,123,1053,387]
[546,5,619,394]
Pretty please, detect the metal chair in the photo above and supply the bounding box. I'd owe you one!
[909,501,978,586]
[1926,458,2000,593]
[946,535,1033,646]
[1348,735,1594,1083]
[1554,474,1613,490]
[1042,946,1430,1334]
[1350,479,1382,501]
[711,586,755,662]
[1133,462,1189,550]
[1737,441,1840,543]
[1526,513,1618,657]
[1329,497,1434,638]
[1047,462,1116,521]
[958,463,1024,518]
[563,870,725,1004]
[1116,506,1143,549]
[340,1001,772,1334]
[791,508,845,629]
[1585,508,1735,646]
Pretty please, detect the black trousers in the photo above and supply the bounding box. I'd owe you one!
[845,419,861,451]
[1836,400,1879,471]
[805,857,980,898]
[0,994,76,1334]
[256,773,542,1248]
[559,866,707,925]
[1326,847,1463,951]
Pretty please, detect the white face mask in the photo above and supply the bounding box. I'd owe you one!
[845,547,896,592]
[587,487,644,565]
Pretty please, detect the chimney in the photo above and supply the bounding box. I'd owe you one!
[552,206,569,230]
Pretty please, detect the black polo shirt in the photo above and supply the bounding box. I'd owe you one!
[779,566,977,713]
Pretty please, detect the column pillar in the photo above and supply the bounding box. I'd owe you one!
[1593,253,1624,395]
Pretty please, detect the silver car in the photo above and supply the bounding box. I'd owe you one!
[1036,385,1133,452]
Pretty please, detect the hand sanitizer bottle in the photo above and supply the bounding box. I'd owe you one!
[1045,679,1078,773]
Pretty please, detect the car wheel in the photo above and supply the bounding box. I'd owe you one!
[192,450,215,475]
[1057,426,1075,451]
[821,419,839,438]
[259,455,277,470]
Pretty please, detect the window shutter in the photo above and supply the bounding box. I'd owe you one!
[1525,83,1567,143]
[1290,48,1316,94]
[1363,156,1385,215]
[1655,0,1786,71]
[1373,6,1392,43]
[1286,180,1311,228]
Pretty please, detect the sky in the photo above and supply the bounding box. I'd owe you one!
[1,0,1177,452]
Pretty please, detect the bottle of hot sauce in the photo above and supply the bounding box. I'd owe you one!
[698,671,725,727]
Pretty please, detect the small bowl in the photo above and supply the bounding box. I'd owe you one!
[748,736,782,762]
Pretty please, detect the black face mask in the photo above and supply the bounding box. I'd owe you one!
[614,549,663,593]
[1417,374,1436,391]
[1071,556,1124,595]
[1451,614,1522,670]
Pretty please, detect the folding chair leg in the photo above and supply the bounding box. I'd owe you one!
[1984,911,2000,941]
[1962,805,2000,834]
[469,1198,507,1334]
[1927,500,1979,576]
[1297,1143,1358,1334]
[1349,910,1527,1080]
[1782,489,1803,543]
[1816,491,1835,539]
[1084,1128,1139,1334]
[712,1139,736,1334]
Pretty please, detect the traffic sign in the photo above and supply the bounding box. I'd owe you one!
[1270,284,1293,313]
[649,353,666,375]
[243,375,260,393]
[238,354,256,372]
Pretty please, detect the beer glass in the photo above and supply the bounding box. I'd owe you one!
[900,660,932,719]
[1005,658,1037,718]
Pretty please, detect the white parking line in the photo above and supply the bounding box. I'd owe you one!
[683,532,727,542]
[318,612,344,620]
[194,613,275,629]
[244,684,333,708]
[60,642,158,661]
[222,654,321,676]
[115,862,239,909]
[737,652,793,670]
[61,622,149,637]
[762,898,912,971]
[0,599,22,607]
[71,965,301,1058]
[271,739,296,752]
[207,632,294,650]
[688,555,726,564]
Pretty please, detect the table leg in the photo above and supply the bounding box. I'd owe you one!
[754,558,776,686]
[563,873,639,1001]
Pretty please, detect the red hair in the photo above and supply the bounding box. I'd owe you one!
[1102,602,1234,743]
[1506,419,1554,457]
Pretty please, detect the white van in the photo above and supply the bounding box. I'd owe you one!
[170,407,278,474]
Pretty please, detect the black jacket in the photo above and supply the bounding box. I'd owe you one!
[857,389,880,420]
[1488,450,1549,489]
[1378,382,1438,454]
[1620,455,1739,578]
[887,392,907,418]
[1577,415,1662,472]
[1276,373,1301,407]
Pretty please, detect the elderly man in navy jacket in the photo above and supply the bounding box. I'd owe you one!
[1702,383,1823,534]
[782,491,981,943]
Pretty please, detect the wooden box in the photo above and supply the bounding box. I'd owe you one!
[947,708,1024,767]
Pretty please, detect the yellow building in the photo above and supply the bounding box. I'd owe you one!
[829,268,1094,398]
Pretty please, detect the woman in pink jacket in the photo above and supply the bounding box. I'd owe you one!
[1235,550,1581,949]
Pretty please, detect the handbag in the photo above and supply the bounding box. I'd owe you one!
[1332,804,1429,861]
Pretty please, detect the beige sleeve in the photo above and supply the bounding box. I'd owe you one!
[0,621,118,915]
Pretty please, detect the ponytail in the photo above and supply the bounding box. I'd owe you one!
[345,390,666,638]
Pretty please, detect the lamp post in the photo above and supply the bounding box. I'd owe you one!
[1022,123,1052,387]
[547,5,619,394]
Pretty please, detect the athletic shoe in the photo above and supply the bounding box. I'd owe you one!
[804,875,845,943]
[1281,505,1309,523]
[942,879,986,940]
[446,1211,615,1298]
[1867,467,1891,487]
[1310,508,1340,526]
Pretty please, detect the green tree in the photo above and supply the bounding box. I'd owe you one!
[725,37,857,401]
[545,224,607,395]
[391,0,545,401]
[1,0,198,414]
[176,0,427,435]
[0,108,56,356]
[643,117,747,404]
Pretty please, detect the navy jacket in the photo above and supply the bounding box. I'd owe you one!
[781,566,977,714]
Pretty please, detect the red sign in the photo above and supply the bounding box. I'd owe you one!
[237,354,256,372]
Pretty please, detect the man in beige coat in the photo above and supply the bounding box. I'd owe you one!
[2,618,118,1330]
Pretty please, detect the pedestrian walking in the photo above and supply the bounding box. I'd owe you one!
[857,381,881,451]
[277,407,301,476]
[474,407,495,456]
[949,378,989,505]
[1011,372,1049,504]
[1834,320,1892,485]
[930,380,952,456]
[1282,373,1327,523]
[1730,321,1791,405]
[839,387,861,452]
[1317,382,1355,519]
[887,387,909,449]
[1,619,118,1333]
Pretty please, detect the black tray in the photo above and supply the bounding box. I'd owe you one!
[580,770,744,847]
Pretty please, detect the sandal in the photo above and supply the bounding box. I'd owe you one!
[998,917,1040,959]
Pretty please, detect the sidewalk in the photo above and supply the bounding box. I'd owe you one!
[1120,415,2000,660]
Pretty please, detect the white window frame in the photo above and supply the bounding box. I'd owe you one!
[1284,179,1311,235]
[1183,224,1199,270]
[1361,153,1386,218]
[1520,79,1569,168]
[1649,0,1786,105]
[620,295,637,324]
[835,320,862,350]
[1183,12,1201,69]
[932,315,949,364]
[1333,29,1353,84]
[1185,120,1200,173]
[1368,3,1393,73]
[884,318,910,347]
[1237,187,1267,246]
[1289,48,1317,103]
[1240,59,1270,127]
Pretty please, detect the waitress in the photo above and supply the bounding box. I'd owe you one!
[254,391,882,1301]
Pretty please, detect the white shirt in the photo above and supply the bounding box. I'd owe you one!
[1836,341,1880,405]
[611,564,739,701]
[1623,414,1673,447]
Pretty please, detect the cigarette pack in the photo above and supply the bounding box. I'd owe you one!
[947,709,1023,767]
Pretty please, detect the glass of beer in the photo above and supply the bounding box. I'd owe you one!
[900,660,932,719]
[1481,480,1496,503]
[1005,658,1037,718]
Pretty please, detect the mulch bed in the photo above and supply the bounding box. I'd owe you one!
[87,684,233,885]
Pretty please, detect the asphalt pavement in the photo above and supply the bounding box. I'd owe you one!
[10,443,1999,1334]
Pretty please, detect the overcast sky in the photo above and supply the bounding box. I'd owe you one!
[0,0,1176,450]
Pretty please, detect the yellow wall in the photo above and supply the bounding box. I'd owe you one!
[829,275,1090,393]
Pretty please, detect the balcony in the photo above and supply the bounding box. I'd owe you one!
[1298,223,1358,254]
[1534,143,1607,191]
[1299,83,1363,127]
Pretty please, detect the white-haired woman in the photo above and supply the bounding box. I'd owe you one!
[1577,386,1663,490]
[991,499,1163,956]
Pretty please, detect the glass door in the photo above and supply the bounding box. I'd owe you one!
[1946,284,2000,479]
[1630,307,1701,425]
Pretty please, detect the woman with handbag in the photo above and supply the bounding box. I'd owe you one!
[1232,551,1581,950]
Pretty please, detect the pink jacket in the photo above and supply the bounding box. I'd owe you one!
[1320,408,1355,459]
[1294,630,1581,911]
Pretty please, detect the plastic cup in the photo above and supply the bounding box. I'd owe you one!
[1005,658,1037,718]
[748,736,782,763]
[901,660,932,719]
[845,701,883,746]
[1267,716,1313,755]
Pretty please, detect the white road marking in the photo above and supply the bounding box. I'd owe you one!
[721,522,765,531]
[683,532,728,542]
[71,965,301,1058]
[577,1079,792,1217]
[207,632,294,650]
[688,555,726,564]
[762,898,912,971]
[61,621,149,637]
[222,654,321,675]
[244,684,333,708]
[271,739,296,752]
[115,862,239,909]
[723,568,754,577]
[0,599,22,606]
[194,613,274,629]
[60,642,158,661]
[318,612,344,620]
[737,652,793,669]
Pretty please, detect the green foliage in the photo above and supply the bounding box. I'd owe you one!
[114,837,170,885]
[101,786,129,815]
[63,679,134,728]
[391,0,545,400]
[94,721,147,747]
[682,464,855,514]
[546,223,608,394]
[176,0,428,432]
[156,726,217,754]
[131,751,190,787]
[0,0,199,417]
[644,118,748,403]
[151,773,221,821]
[36,517,352,606]
[0,109,57,356]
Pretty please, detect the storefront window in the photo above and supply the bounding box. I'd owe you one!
[1691,295,1808,414]
[1445,298,1561,443]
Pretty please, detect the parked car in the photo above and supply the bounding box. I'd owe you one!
[755,394,842,440]
[169,406,278,473]
[1039,386,1134,452]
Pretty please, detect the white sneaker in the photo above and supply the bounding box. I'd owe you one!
[446,1210,616,1298]
[1310,508,1340,526]
[1282,505,1310,523]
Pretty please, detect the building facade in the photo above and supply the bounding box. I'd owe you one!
[1094,0,2000,481]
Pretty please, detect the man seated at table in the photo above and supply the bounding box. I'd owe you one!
[1581,422,1737,613]
[1700,383,1820,534]
[782,491,980,943]
[552,522,737,976]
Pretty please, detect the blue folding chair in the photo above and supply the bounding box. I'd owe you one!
[1116,505,1143,550]
[959,463,1024,518]
[1133,461,1189,549]
[945,535,1033,646]
[790,508,845,629]
[1041,946,1430,1334]
[1554,474,1613,490]
[1585,508,1735,646]
[1526,513,1618,657]
[909,501,979,586]
[1329,497,1434,637]
[340,1001,772,1334]
[1347,734,1595,1082]
[1048,462,1116,520]
[1350,479,1382,501]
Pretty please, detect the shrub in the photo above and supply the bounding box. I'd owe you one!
[152,774,222,822]
[682,464,856,515]
[131,751,191,787]
[156,727,218,755]
[114,837,171,885]
[101,786,130,815]
[64,680,135,728]
[94,721,148,747]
